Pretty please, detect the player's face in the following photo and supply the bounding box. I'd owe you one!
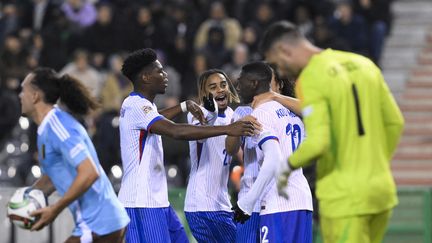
[19,73,37,117]
[236,72,256,104]
[147,60,168,94]
[266,44,301,77]
[205,73,229,110]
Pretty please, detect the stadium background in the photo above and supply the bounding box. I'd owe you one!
[0,0,431,242]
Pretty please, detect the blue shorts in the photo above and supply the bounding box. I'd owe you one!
[185,211,236,243]
[259,210,313,243]
[236,212,260,243]
[125,206,189,243]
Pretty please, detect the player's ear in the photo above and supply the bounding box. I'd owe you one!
[141,72,150,84]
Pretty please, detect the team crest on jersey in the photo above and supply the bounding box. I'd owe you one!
[142,106,153,114]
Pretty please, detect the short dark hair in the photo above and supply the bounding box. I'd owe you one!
[241,61,273,85]
[121,48,157,83]
[260,21,302,55]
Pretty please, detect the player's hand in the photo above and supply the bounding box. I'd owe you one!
[240,115,262,134]
[277,169,292,199]
[232,204,250,224]
[203,93,218,113]
[252,91,278,108]
[30,205,61,231]
[185,100,206,125]
[227,120,256,137]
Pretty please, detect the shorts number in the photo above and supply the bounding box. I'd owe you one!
[286,123,302,151]
[222,149,231,166]
[261,226,269,243]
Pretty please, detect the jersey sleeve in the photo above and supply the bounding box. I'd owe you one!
[50,128,92,168]
[289,66,331,168]
[251,108,279,150]
[130,102,164,131]
[378,70,404,159]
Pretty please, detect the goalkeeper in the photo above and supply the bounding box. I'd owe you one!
[260,21,404,243]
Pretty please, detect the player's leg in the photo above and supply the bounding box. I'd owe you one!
[320,214,369,243]
[92,227,126,243]
[166,206,189,243]
[236,212,260,243]
[185,211,216,242]
[125,207,170,243]
[260,210,313,243]
[207,211,236,243]
[64,221,93,243]
[369,209,392,243]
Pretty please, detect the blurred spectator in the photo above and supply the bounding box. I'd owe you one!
[60,49,103,98]
[0,34,30,92]
[182,53,207,100]
[312,17,350,51]
[163,3,198,75]
[61,0,97,29]
[241,25,260,60]
[200,25,231,69]
[354,0,393,64]
[122,5,167,51]
[329,1,368,55]
[292,4,314,39]
[194,1,242,51]
[100,54,132,112]
[222,43,249,82]
[248,2,275,41]
[83,3,119,62]
[0,79,20,150]
[0,3,19,47]
[20,0,59,31]
[38,10,70,70]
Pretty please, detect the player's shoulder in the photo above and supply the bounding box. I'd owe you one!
[234,105,253,116]
[45,108,80,142]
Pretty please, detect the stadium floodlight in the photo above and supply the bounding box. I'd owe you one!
[19,117,30,130]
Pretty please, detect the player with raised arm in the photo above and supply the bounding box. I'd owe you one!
[261,21,404,243]
[184,69,244,243]
[118,48,257,243]
[232,61,313,243]
[18,68,130,243]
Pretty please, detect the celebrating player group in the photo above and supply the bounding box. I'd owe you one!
[8,20,403,243]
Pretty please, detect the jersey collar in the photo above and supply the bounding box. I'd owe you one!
[37,108,56,135]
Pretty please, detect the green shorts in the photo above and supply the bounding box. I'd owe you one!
[320,209,392,243]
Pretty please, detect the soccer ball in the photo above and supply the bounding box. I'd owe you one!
[7,187,47,230]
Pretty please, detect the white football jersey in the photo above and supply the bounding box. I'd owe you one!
[184,107,234,212]
[251,101,313,215]
[233,106,263,213]
[118,92,168,208]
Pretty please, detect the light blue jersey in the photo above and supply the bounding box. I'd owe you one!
[37,107,130,237]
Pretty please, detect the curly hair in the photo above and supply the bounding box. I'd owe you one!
[121,48,157,83]
[31,67,99,115]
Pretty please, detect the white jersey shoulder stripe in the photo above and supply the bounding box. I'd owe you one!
[52,114,70,138]
[48,116,70,141]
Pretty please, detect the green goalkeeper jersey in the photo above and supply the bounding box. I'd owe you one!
[290,49,404,218]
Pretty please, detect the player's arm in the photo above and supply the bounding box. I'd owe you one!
[252,91,302,117]
[380,74,404,159]
[31,175,56,197]
[288,78,330,169]
[150,118,256,140]
[234,139,284,221]
[159,100,206,124]
[30,157,99,231]
[225,135,242,156]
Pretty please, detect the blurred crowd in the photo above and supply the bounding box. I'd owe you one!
[0,0,393,188]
